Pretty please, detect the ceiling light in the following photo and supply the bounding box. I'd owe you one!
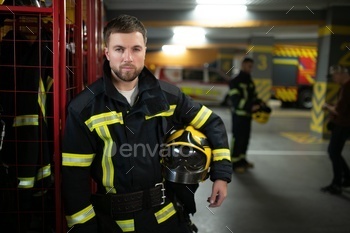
[173,27,206,45]
[196,0,247,5]
[194,4,247,20]
[162,45,186,55]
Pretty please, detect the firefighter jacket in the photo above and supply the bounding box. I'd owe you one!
[62,60,232,232]
[229,71,260,117]
[0,29,53,199]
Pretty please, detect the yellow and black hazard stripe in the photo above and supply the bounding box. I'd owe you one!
[273,87,298,102]
[310,82,340,135]
[273,46,317,59]
[253,79,271,103]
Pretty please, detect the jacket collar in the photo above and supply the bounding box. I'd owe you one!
[102,60,169,115]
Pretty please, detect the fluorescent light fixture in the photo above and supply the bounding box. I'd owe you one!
[194,4,247,20]
[196,0,247,4]
[162,45,186,55]
[173,27,206,45]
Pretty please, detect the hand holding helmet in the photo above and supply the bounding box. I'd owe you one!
[252,101,272,124]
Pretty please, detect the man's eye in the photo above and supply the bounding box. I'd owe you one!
[115,48,123,52]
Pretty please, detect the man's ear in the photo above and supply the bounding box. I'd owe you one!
[104,47,110,61]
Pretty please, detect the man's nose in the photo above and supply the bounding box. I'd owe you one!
[123,50,133,61]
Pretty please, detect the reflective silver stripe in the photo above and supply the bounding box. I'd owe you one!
[13,115,39,127]
[145,105,176,120]
[18,177,35,188]
[96,125,116,194]
[212,149,231,161]
[62,153,95,167]
[154,202,176,224]
[116,219,135,232]
[36,164,51,181]
[66,204,95,227]
[229,88,239,96]
[85,112,123,132]
[190,106,212,129]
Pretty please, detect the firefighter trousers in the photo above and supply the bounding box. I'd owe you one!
[231,114,252,163]
[92,201,193,233]
[328,124,350,186]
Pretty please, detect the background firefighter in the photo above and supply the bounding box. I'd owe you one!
[229,57,262,173]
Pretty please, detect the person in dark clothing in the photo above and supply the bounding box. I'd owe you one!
[321,64,350,195]
[61,14,232,233]
[228,58,261,173]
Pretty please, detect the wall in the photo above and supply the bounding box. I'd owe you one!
[145,48,218,68]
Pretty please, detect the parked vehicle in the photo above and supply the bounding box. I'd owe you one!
[271,46,317,109]
[154,65,231,106]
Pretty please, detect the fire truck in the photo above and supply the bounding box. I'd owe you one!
[271,45,317,109]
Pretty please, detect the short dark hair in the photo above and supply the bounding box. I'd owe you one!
[242,57,254,64]
[103,14,147,46]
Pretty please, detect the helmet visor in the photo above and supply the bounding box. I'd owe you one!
[163,145,207,172]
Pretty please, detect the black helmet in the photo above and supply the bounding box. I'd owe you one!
[161,126,212,184]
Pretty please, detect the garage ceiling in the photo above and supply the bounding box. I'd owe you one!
[103,0,350,50]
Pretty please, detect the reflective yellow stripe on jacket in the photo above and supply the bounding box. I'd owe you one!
[116,219,135,232]
[85,111,124,132]
[190,106,212,129]
[145,105,176,120]
[229,88,239,96]
[38,76,46,119]
[62,153,95,167]
[115,203,176,232]
[13,115,39,127]
[36,164,51,181]
[96,125,116,194]
[238,83,248,110]
[235,110,250,116]
[18,177,35,188]
[154,202,176,224]
[66,204,95,228]
[212,149,231,162]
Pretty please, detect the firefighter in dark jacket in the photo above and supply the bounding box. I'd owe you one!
[321,65,350,194]
[62,14,232,233]
[229,58,261,173]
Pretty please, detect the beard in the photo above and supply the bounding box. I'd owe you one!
[111,64,143,83]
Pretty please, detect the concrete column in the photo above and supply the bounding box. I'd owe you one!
[310,6,350,138]
[248,36,274,103]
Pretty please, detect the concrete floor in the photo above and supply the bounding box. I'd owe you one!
[191,104,350,233]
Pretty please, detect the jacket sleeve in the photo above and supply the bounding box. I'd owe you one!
[173,91,232,183]
[62,105,98,233]
[228,80,241,110]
